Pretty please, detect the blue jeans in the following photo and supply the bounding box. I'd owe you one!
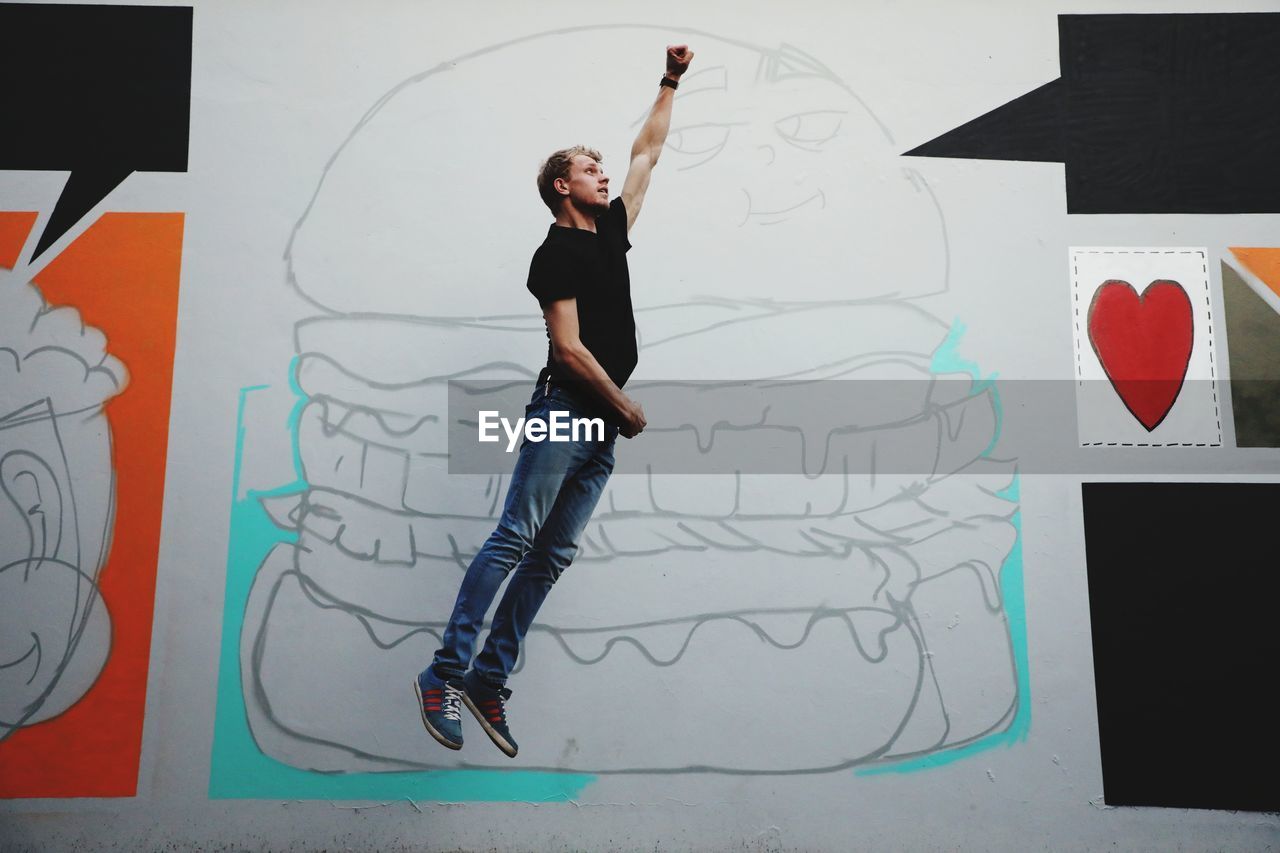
[428,381,619,688]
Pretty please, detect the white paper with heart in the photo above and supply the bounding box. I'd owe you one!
[1070,247,1221,447]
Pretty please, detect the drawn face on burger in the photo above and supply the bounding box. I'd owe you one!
[288,31,947,317]
[637,45,945,306]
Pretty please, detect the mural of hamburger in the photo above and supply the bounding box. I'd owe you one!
[237,29,1022,773]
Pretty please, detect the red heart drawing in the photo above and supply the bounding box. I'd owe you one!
[1087,279,1194,432]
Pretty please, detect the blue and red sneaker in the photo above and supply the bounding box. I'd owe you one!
[414,669,464,750]
[461,670,518,757]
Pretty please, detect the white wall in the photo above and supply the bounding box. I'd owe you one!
[2,0,1278,849]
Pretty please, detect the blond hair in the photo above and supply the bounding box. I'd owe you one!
[536,145,603,212]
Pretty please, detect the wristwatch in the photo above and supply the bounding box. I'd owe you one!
[659,75,678,90]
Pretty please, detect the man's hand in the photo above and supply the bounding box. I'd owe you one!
[666,44,693,78]
[618,397,647,439]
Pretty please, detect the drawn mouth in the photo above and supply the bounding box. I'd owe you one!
[283,562,908,670]
[278,303,1013,671]
[245,549,1017,773]
[504,605,907,669]
[740,188,826,226]
[270,461,1015,666]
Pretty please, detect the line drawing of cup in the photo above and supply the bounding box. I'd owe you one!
[1,272,126,740]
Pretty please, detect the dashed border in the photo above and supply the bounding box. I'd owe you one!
[1070,248,1221,448]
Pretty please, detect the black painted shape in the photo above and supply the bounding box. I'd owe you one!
[905,80,1064,164]
[39,169,134,262]
[0,3,193,258]
[905,13,1280,214]
[1081,482,1280,812]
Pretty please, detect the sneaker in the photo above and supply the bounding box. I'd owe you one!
[414,669,464,750]
[461,670,518,757]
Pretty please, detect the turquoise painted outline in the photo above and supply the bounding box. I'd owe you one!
[211,322,1030,795]
[209,359,594,800]
[857,320,1031,776]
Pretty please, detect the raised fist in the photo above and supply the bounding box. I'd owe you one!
[666,44,693,78]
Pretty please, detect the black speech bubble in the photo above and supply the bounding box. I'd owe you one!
[0,3,192,258]
[904,13,1280,214]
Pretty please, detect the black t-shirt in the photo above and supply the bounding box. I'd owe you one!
[527,196,638,396]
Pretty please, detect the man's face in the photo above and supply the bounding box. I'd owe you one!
[558,154,610,216]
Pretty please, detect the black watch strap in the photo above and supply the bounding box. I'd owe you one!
[659,75,678,90]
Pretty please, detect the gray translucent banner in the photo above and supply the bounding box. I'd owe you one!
[446,380,1280,474]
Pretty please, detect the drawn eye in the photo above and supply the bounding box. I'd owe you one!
[774,111,845,151]
[665,124,732,169]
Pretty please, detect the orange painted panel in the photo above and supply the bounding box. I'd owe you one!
[0,211,36,269]
[0,212,183,797]
[1229,247,1280,301]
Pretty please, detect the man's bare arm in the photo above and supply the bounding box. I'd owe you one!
[543,299,646,436]
[620,44,694,233]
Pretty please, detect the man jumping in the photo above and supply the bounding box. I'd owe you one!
[415,44,694,757]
